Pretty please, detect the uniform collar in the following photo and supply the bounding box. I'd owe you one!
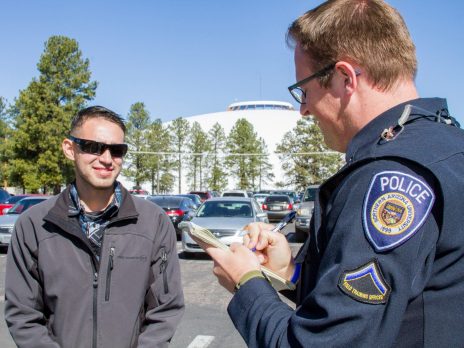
[345,97,448,163]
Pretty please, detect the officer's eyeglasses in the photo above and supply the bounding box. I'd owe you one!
[68,135,128,158]
[288,63,336,104]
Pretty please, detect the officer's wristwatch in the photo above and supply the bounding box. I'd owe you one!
[234,270,267,292]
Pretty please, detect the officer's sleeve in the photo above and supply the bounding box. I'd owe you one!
[5,215,61,348]
[228,160,439,347]
[137,211,185,348]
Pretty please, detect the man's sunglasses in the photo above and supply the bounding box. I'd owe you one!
[68,135,128,158]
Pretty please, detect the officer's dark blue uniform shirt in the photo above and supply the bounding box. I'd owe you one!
[228,98,464,347]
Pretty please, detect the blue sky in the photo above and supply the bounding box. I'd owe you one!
[1,1,463,125]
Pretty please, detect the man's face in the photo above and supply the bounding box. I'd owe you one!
[63,117,125,193]
[294,44,346,152]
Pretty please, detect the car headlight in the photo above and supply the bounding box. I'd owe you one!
[297,208,311,216]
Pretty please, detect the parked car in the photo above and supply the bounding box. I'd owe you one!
[180,197,268,255]
[129,188,150,195]
[262,194,295,222]
[221,190,252,198]
[0,196,51,246]
[147,196,197,238]
[0,194,49,215]
[189,191,213,202]
[271,190,300,203]
[176,194,202,209]
[253,193,270,205]
[0,188,11,203]
[295,185,319,239]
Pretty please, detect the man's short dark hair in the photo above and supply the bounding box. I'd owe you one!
[70,106,126,134]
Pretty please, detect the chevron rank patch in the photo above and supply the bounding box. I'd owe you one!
[363,171,435,252]
[338,259,391,305]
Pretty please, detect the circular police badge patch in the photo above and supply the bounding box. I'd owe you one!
[363,171,435,252]
[371,192,414,235]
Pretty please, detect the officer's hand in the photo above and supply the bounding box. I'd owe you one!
[205,242,262,293]
[242,222,294,281]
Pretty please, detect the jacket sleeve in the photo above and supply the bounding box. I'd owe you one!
[228,160,439,347]
[137,211,185,348]
[4,215,61,348]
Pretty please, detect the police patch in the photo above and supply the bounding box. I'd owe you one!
[363,171,435,252]
[338,259,391,305]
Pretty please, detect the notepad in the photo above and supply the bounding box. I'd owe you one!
[187,222,296,291]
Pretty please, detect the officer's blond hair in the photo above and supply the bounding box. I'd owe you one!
[287,0,417,91]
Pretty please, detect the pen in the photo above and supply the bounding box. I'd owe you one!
[271,211,297,232]
[239,211,297,252]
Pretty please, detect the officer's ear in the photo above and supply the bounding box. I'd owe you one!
[335,61,360,96]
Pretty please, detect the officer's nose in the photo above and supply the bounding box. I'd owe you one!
[300,102,310,118]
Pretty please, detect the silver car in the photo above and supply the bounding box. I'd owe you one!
[295,185,319,239]
[0,196,50,246]
[180,197,268,255]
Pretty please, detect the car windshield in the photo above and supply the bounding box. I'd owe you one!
[4,195,30,204]
[304,188,318,201]
[148,197,183,209]
[222,192,245,197]
[265,195,290,203]
[196,201,253,218]
[8,198,47,214]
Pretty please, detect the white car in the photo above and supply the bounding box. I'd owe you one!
[0,196,50,246]
[221,190,252,198]
[179,197,268,255]
[253,193,269,205]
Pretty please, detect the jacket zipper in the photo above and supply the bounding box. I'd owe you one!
[92,270,98,348]
[160,247,169,294]
[105,247,115,301]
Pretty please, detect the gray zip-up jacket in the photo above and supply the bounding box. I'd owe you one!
[4,186,185,348]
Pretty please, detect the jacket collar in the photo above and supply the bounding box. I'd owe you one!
[345,98,448,164]
[44,183,139,236]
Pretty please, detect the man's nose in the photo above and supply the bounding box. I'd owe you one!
[99,148,113,163]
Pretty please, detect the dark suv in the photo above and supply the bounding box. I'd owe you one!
[262,195,295,222]
[147,196,197,238]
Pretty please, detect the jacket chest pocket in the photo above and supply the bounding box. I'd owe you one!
[105,247,115,301]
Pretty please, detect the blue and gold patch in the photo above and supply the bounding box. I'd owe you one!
[363,171,435,252]
[338,259,391,305]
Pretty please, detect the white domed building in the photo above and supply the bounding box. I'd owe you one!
[121,101,303,193]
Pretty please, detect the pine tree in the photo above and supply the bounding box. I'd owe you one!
[0,97,12,188]
[9,36,97,193]
[145,119,173,194]
[226,118,260,190]
[187,122,210,191]
[122,102,150,189]
[169,117,190,193]
[250,138,274,191]
[276,117,343,191]
[206,123,228,192]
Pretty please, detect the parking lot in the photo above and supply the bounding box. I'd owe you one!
[0,224,300,348]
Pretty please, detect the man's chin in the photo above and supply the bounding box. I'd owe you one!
[91,177,118,190]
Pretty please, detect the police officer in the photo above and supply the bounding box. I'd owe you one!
[194,0,464,347]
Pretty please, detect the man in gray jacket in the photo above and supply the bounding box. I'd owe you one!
[5,106,184,348]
